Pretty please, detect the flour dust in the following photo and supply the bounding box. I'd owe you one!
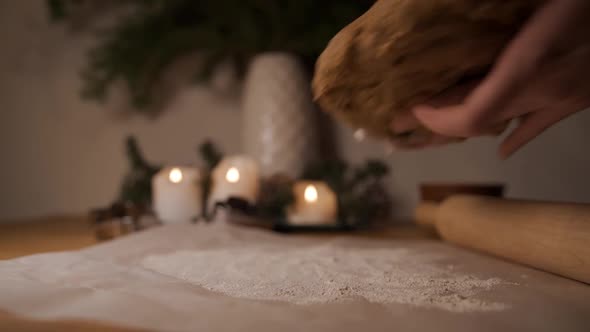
[141,245,510,312]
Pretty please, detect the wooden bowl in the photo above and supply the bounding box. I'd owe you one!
[419,183,505,203]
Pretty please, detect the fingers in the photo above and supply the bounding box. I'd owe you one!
[413,104,494,137]
[465,0,586,117]
[389,131,462,151]
[499,108,576,159]
[392,0,590,154]
[389,110,465,151]
[390,113,421,135]
[411,0,587,138]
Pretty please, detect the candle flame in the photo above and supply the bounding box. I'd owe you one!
[169,168,183,183]
[304,185,318,203]
[226,167,240,183]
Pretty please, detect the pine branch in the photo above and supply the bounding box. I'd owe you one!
[119,135,161,205]
[48,0,373,112]
[198,140,223,171]
[198,140,224,220]
[46,0,67,21]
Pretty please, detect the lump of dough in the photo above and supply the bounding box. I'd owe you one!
[312,0,541,145]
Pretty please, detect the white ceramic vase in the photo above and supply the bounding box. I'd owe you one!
[242,52,319,178]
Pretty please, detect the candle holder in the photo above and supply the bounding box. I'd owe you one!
[110,138,393,233]
[208,197,357,234]
[271,218,354,233]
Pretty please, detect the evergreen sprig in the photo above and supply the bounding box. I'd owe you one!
[115,137,390,226]
[198,139,224,219]
[302,159,391,226]
[119,136,162,206]
[47,0,372,113]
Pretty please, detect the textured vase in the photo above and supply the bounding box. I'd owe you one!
[242,52,319,178]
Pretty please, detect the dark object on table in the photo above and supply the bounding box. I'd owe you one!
[419,183,505,203]
[203,197,260,222]
[89,201,157,241]
[211,197,357,234]
[271,221,354,234]
[221,197,259,216]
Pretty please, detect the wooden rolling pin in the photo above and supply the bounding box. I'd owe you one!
[415,195,590,284]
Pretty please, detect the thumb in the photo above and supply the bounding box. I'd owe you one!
[413,104,491,137]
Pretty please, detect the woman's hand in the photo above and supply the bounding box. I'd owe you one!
[392,0,590,158]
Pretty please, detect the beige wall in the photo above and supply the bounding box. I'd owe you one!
[1,1,589,221]
[0,1,244,220]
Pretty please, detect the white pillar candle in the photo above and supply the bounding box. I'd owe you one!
[209,155,260,207]
[287,181,338,225]
[152,166,202,224]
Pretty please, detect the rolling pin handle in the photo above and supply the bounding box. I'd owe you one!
[414,201,439,227]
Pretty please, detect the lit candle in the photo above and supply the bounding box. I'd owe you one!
[208,156,260,207]
[152,166,202,224]
[287,181,338,225]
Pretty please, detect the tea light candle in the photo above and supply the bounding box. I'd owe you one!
[152,166,202,224]
[287,181,338,225]
[208,155,260,207]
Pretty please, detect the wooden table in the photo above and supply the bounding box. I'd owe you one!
[1,217,588,332]
[0,216,98,260]
[0,216,431,260]
[0,308,151,332]
[0,216,431,331]
[0,216,152,331]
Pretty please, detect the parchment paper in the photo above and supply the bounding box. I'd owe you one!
[0,222,588,332]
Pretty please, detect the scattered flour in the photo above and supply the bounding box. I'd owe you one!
[141,245,510,313]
